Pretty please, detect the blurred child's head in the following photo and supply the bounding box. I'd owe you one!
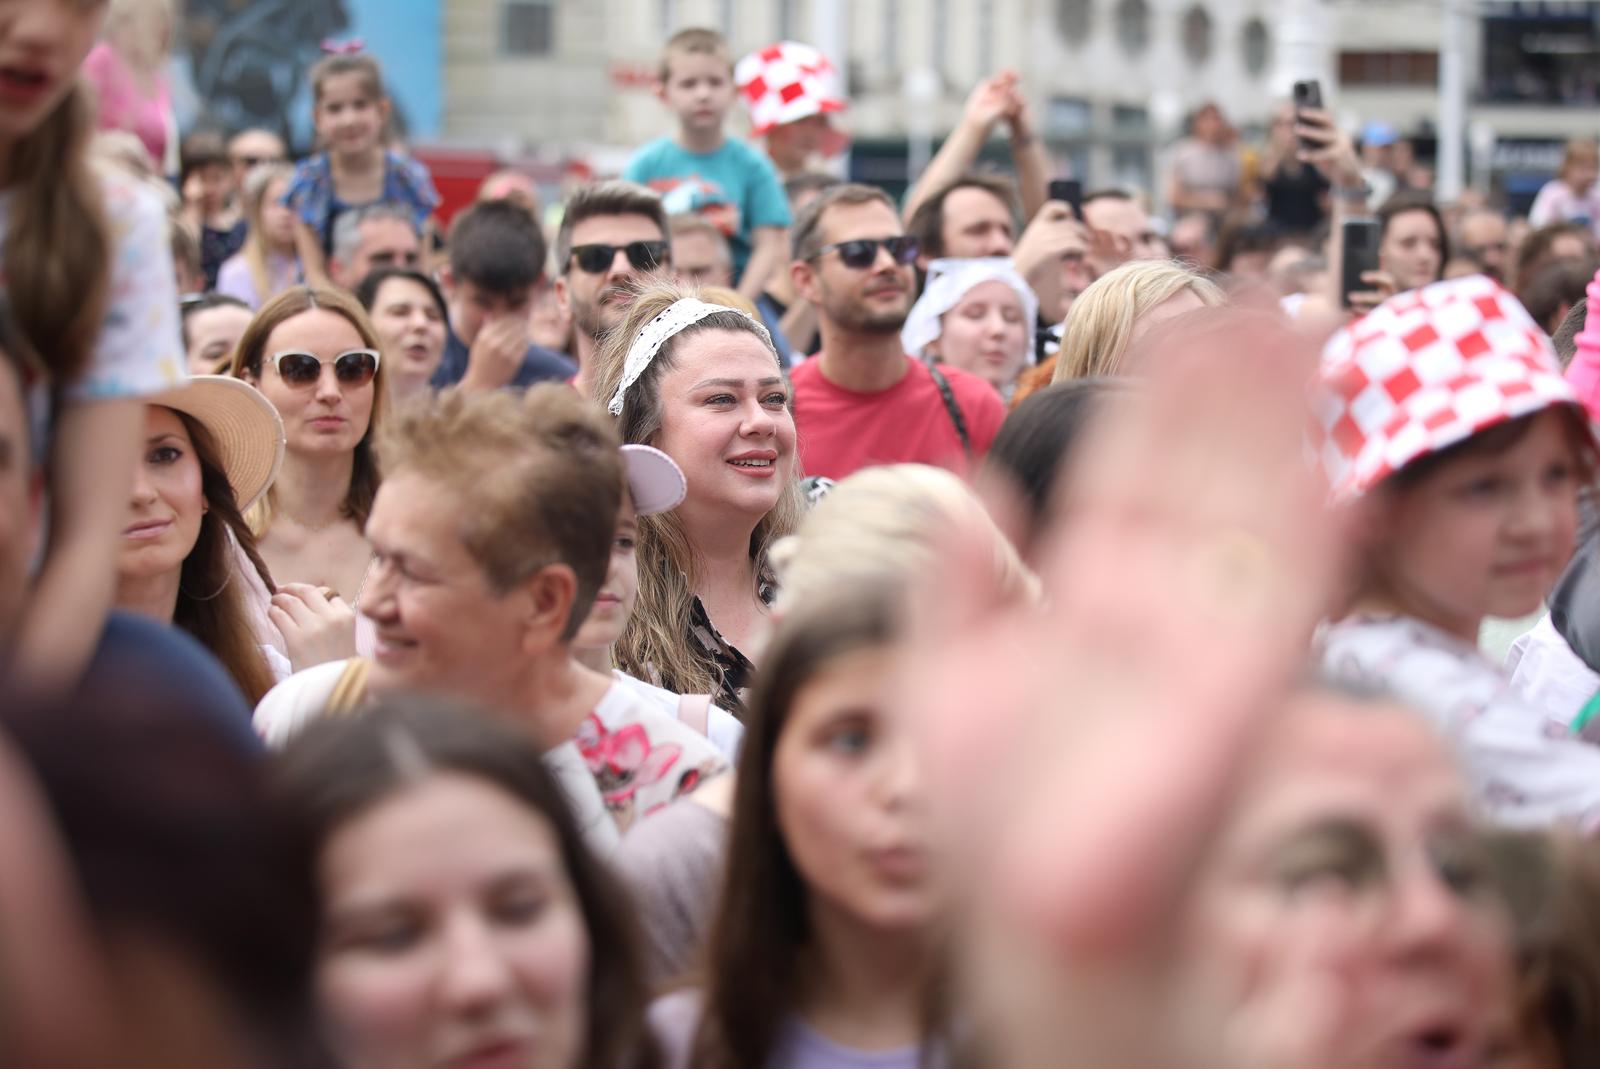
[1318,276,1596,637]
[309,53,389,158]
[656,28,736,138]
[178,130,233,217]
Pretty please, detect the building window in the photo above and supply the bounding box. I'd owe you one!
[503,0,555,56]
[934,0,949,80]
[1046,96,1094,138]
[1242,18,1271,77]
[659,0,676,36]
[1115,0,1150,56]
[1056,0,1092,44]
[778,0,795,41]
[1337,50,1439,87]
[720,0,735,36]
[1181,5,1213,65]
[1112,103,1149,135]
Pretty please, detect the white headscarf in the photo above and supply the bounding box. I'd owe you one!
[901,257,1039,363]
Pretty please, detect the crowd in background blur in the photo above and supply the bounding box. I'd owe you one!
[11,1,1600,1067]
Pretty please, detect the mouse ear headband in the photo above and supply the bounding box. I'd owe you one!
[606,297,774,416]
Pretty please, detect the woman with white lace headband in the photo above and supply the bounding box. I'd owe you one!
[901,257,1038,401]
[589,282,805,717]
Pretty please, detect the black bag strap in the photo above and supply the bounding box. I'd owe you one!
[928,365,972,457]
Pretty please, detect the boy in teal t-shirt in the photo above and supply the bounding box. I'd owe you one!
[623,28,791,301]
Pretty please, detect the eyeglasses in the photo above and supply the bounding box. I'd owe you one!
[270,348,381,388]
[808,236,920,269]
[232,154,285,169]
[569,241,670,274]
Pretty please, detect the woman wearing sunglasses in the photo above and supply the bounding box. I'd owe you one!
[231,286,388,669]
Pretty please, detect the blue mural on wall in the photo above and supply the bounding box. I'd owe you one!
[175,0,442,149]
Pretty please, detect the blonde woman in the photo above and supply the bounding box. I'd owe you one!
[83,0,177,172]
[589,281,805,715]
[771,463,1037,616]
[216,163,301,309]
[231,286,388,666]
[1050,259,1227,383]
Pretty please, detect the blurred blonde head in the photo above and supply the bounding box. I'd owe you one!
[771,464,1038,616]
[1051,260,1225,384]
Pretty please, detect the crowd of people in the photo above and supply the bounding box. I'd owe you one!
[11,1,1600,1065]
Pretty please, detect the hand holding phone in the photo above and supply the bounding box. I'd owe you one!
[1291,80,1323,154]
[1048,178,1083,221]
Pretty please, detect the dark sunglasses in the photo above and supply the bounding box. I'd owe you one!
[569,241,670,274]
[809,235,920,269]
[271,348,380,388]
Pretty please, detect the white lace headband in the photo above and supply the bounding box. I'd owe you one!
[606,297,774,416]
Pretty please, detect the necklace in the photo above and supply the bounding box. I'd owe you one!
[279,508,347,533]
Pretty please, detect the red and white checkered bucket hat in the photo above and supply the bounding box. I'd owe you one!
[1315,275,1585,502]
[735,41,847,136]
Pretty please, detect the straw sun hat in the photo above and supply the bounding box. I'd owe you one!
[146,375,285,511]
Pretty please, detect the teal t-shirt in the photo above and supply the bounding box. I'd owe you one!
[622,136,792,280]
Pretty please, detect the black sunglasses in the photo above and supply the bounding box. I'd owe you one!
[809,235,920,269]
[271,348,381,388]
[569,241,670,274]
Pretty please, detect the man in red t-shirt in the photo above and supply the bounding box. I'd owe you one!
[787,184,1006,480]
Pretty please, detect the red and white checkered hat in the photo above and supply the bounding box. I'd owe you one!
[735,41,847,136]
[1315,275,1585,502]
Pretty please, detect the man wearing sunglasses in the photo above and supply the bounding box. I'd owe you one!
[788,184,1007,481]
[553,180,673,397]
[431,199,576,394]
[329,206,422,292]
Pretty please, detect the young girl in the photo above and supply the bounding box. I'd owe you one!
[1530,138,1600,238]
[177,131,245,290]
[901,257,1037,400]
[651,585,950,1068]
[589,282,805,715]
[571,442,746,761]
[216,162,300,309]
[283,53,439,288]
[5,1,186,691]
[1316,274,1600,828]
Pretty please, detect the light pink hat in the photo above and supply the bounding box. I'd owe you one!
[622,444,686,516]
[1315,275,1586,502]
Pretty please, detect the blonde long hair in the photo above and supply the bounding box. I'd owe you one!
[239,163,295,307]
[10,83,109,385]
[770,463,1039,615]
[1051,259,1226,383]
[588,280,804,698]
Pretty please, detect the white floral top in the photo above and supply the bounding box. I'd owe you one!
[1319,614,1600,832]
[19,169,185,449]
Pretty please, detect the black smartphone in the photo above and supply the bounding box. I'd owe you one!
[1292,79,1323,153]
[1341,218,1381,309]
[1048,178,1083,220]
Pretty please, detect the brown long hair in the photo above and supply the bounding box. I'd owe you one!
[164,410,278,704]
[230,285,388,531]
[690,587,949,1068]
[273,696,662,1069]
[8,82,110,384]
[588,281,804,700]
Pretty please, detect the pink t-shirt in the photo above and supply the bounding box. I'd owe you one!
[789,354,1005,480]
[82,43,171,166]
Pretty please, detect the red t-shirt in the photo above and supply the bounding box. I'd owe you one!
[789,354,1007,480]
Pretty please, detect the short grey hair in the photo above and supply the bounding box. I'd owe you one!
[332,205,419,264]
